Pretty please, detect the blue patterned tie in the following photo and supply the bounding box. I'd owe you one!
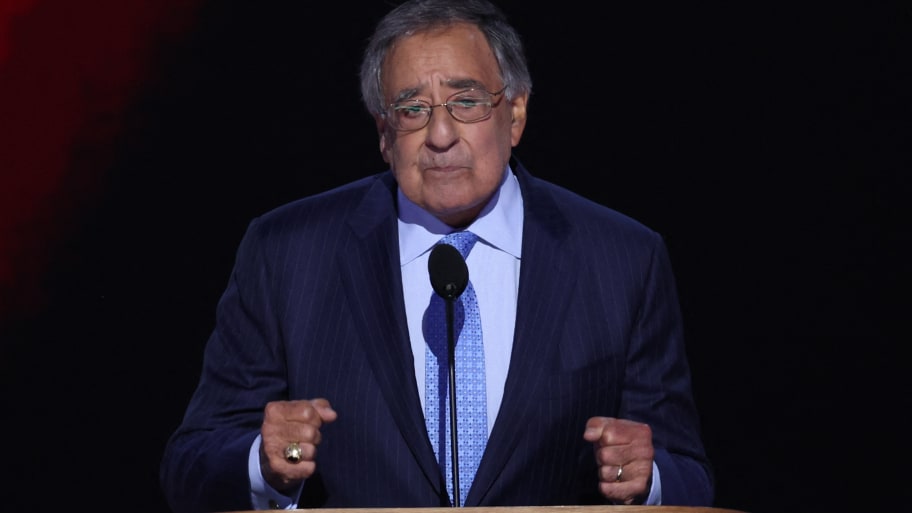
[424,231,486,507]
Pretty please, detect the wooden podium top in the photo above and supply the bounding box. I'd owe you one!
[227,506,745,513]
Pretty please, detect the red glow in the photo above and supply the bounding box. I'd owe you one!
[0,0,201,322]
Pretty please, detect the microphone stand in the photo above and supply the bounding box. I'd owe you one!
[429,243,468,507]
[444,294,460,507]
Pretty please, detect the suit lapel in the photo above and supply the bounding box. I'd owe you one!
[468,162,580,505]
[337,173,445,494]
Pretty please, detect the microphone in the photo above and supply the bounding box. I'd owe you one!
[429,243,469,300]
[428,242,468,507]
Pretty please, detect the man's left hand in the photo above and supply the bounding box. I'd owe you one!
[583,416,655,505]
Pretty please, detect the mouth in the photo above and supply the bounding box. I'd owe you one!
[421,162,469,174]
[426,165,461,173]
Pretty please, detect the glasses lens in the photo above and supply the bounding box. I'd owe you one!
[447,91,493,123]
[390,101,430,130]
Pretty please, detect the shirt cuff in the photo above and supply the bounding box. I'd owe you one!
[248,434,304,510]
[643,460,662,505]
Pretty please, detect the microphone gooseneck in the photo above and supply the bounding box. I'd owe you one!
[428,242,469,507]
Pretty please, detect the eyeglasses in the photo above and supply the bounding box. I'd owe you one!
[384,86,507,132]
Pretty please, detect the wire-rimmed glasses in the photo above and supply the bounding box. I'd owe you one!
[384,86,507,131]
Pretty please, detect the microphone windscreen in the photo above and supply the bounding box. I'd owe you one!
[428,243,469,300]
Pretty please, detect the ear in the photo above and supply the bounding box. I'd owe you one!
[375,115,392,164]
[509,93,529,147]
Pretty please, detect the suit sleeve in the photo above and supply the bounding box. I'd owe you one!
[620,233,714,506]
[160,217,289,513]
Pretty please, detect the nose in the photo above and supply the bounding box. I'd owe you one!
[424,103,459,149]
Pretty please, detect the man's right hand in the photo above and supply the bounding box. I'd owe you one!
[259,398,337,493]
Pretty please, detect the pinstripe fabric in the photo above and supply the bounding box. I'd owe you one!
[160,159,713,513]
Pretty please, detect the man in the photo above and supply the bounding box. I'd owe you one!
[159,0,714,511]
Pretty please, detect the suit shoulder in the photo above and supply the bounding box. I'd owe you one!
[246,172,391,236]
[263,173,383,219]
[531,176,663,244]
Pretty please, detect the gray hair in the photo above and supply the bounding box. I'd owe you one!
[359,0,533,117]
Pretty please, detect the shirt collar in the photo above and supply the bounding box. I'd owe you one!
[397,164,524,266]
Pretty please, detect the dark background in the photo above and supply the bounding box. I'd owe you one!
[1,1,908,512]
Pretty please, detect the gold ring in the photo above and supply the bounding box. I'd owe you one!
[616,465,623,482]
[284,442,302,463]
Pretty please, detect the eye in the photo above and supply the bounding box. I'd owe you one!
[450,96,486,109]
[393,102,429,118]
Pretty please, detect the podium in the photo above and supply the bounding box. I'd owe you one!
[227,507,746,513]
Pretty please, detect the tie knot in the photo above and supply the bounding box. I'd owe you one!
[439,231,478,259]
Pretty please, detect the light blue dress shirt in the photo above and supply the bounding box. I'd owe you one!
[398,166,524,430]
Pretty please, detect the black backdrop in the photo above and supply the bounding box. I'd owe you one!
[1,2,908,512]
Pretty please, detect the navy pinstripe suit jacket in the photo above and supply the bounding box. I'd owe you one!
[160,159,713,512]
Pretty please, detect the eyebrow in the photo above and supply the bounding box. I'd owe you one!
[390,78,488,103]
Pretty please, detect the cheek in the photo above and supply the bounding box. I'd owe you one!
[386,132,428,169]
[385,141,421,190]
[482,122,516,164]
[379,126,400,164]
